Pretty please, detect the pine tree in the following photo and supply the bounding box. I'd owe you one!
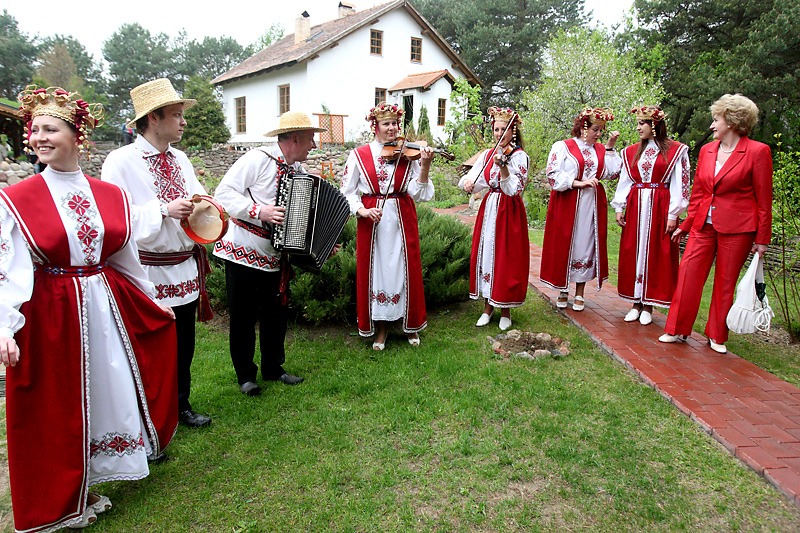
[181,76,230,149]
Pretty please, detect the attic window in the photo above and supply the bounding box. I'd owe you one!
[375,88,387,106]
[410,37,422,62]
[370,29,382,55]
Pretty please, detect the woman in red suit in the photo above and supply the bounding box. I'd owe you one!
[659,94,772,353]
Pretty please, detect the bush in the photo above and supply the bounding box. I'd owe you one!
[524,185,550,228]
[206,206,473,325]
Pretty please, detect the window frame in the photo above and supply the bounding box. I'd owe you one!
[370,29,383,55]
[410,37,422,62]
[437,98,446,126]
[375,88,387,106]
[279,84,290,115]
[235,97,246,133]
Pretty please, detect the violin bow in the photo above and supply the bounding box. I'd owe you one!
[475,112,518,178]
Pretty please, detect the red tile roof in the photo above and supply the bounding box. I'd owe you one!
[388,70,453,92]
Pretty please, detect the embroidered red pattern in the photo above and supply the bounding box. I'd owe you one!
[371,290,401,305]
[147,152,187,203]
[155,276,200,300]
[62,192,100,264]
[90,432,145,457]
[248,203,259,219]
[213,240,281,270]
[482,273,491,283]
[570,258,594,272]
[376,156,389,185]
[581,149,596,175]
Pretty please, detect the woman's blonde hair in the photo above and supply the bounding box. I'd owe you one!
[710,94,759,136]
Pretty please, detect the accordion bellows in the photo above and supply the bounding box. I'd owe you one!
[272,172,350,272]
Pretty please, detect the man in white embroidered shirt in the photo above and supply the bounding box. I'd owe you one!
[102,78,212,429]
[213,111,326,396]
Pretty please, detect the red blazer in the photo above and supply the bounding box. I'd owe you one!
[680,136,773,244]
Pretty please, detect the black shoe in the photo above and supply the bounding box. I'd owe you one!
[147,452,167,464]
[269,373,304,385]
[179,409,212,428]
[239,381,262,396]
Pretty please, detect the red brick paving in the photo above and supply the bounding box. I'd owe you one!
[435,205,800,507]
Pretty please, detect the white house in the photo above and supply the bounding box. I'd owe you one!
[212,0,482,144]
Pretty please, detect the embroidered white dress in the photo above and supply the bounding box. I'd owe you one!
[0,167,154,486]
[102,135,206,306]
[341,142,434,326]
[546,138,622,283]
[459,148,529,304]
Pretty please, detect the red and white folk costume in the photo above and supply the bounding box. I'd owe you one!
[540,123,622,291]
[458,144,529,307]
[0,169,177,533]
[102,135,212,317]
[341,142,434,336]
[612,135,690,307]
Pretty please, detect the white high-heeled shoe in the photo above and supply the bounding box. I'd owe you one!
[658,333,687,343]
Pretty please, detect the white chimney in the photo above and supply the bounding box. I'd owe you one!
[295,11,310,44]
[338,1,356,18]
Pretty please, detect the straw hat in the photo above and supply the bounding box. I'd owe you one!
[128,78,196,128]
[264,111,327,137]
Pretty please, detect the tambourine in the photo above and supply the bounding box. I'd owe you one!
[180,195,229,244]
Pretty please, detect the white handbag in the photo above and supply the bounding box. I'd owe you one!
[726,252,774,334]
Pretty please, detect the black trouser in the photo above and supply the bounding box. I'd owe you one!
[173,300,198,413]
[225,260,288,384]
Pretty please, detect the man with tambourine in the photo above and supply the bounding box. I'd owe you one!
[102,78,213,430]
[212,111,326,396]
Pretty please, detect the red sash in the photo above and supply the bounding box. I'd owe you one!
[540,139,608,290]
[352,145,426,335]
[0,175,177,533]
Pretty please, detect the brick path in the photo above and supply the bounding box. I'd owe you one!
[436,205,800,506]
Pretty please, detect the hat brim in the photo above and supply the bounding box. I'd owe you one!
[128,98,197,129]
[264,125,328,138]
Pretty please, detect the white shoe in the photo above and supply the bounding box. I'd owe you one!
[572,296,585,311]
[624,308,640,322]
[372,341,385,351]
[499,317,512,331]
[407,334,420,346]
[67,507,97,529]
[709,339,727,353]
[476,311,494,327]
[88,493,112,514]
[658,333,687,343]
[639,311,652,326]
[556,292,569,309]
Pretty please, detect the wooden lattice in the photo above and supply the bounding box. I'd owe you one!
[314,113,348,147]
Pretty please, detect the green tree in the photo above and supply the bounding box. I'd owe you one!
[35,44,79,90]
[252,23,285,51]
[416,0,586,109]
[181,76,230,149]
[0,10,38,99]
[417,104,431,142]
[103,23,172,122]
[630,0,800,148]
[40,35,103,88]
[520,28,665,168]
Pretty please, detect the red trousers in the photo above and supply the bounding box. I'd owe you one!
[664,223,755,343]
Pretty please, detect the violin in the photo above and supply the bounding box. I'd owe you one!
[381,137,455,161]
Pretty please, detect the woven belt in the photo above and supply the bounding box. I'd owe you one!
[633,182,669,189]
[363,193,407,198]
[38,263,106,277]
[139,246,214,322]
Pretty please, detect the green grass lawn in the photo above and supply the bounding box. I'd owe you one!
[34,294,798,532]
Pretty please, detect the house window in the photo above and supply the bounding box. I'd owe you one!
[410,37,422,62]
[370,30,382,55]
[437,98,446,126]
[235,97,246,133]
[375,88,386,106]
[279,85,290,115]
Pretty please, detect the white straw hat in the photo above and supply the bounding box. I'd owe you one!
[128,78,196,128]
[264,111,327,137]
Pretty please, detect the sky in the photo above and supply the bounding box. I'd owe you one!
[5,0,634,67]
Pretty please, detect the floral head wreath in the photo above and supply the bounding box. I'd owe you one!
[18,85,105,154]
[366,102,403,135]
[579,107,614,127]
[487,107,522,145]
[630,105,666,123]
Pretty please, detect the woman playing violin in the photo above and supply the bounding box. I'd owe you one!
[340,102,434,350]
[459,107,530,331]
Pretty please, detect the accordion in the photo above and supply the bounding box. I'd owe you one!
[272,172,350,272]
